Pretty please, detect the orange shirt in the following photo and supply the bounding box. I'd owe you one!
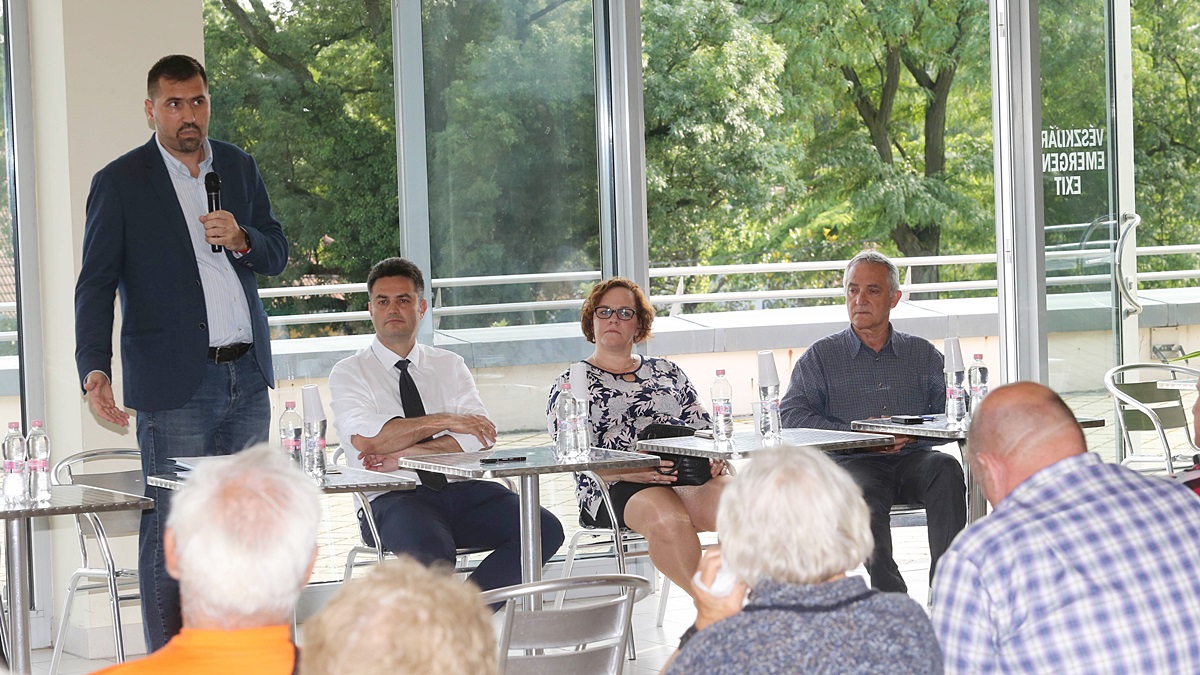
[93,625,295,675]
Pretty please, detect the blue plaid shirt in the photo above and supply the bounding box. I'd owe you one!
[932,452,1200,673]
[780,325,945,454]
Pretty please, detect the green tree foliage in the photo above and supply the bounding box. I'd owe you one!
[642,0,788,271]
[1130,0,1200,286]
[743,0,992,285]
[205,0,397,334]
[421,0,601,328]
[203,0,1197,327]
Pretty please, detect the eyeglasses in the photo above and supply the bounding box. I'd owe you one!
[595,306,636,321]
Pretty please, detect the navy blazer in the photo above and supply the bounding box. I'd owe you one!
[74,135,288,412]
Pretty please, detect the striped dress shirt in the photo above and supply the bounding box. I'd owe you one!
[155,137,253,347]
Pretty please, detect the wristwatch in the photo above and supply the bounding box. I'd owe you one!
[678,624,698,650]
[234,227,251,254]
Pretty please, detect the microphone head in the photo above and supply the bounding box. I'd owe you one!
[204,171,221,194]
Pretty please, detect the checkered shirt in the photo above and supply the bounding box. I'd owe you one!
[932,452,1200,673]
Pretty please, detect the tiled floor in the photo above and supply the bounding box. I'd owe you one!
[27,388,1185,674]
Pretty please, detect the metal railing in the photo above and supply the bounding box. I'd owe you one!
[258,244,1200,329]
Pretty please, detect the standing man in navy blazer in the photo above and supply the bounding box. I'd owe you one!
[74,55,288,651]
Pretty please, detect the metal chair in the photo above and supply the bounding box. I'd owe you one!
[890,503,927,527]
[49,449,144,674]
[480,573,650,675]
[1104,363,1200,474]
[329,446,508,581]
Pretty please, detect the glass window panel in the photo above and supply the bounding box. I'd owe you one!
[422,0,601,330]
[1037,0,1122,457]
[205,0,399,338]
[642,0,995,309]
[0,0,22,414]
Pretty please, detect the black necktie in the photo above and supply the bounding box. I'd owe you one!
[396,359,446,490]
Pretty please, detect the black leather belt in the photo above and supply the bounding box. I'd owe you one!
[208,343,253,363]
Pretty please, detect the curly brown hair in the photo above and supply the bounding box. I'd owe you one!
[580,277,655,344]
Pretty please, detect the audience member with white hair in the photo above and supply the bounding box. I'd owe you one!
[301,556,496,675]
[664,447,942,674]
[95,445,321,674]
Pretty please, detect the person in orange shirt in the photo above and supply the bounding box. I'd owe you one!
[95,445,320,674]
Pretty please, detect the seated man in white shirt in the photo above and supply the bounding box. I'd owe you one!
[329,257,564,593]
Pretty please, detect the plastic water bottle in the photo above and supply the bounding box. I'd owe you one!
[3,422,26,505]
[27,420,50,502]
[968,354,989,414]
[569,379,591,458]
[945,369,968,428]
[278,401,303,467]
[555,382,587,461]
[711,370,734,442]
[302,419,327,479]
[758,382,782,444]
[300,385,327,480]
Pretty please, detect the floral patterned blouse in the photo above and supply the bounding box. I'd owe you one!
[546,356,711,519]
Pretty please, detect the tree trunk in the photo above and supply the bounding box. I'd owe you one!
[891,221,941,294]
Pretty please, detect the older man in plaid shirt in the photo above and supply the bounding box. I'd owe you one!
[932,381,1200,673]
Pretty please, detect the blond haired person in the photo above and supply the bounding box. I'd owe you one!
[301,557,495,675]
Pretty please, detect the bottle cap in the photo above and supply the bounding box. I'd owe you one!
[974,354,983,360]
[561,381,572,391]
[285,401,296,409]
[716,369,726,376]
[31,420,42,427]
[7,422,17,429]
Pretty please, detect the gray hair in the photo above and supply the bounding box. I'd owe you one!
[845,250,900,294]
[719,448,874,586]
[167,444,322,626]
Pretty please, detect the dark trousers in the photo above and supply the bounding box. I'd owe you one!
[835,449,967,593]
[362,480,565,593]
[136,354,270,651]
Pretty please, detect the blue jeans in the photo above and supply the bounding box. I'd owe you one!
[361,480,565,593]
[136,353,270,651]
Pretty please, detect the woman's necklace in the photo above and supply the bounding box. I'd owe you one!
[587,354,642,381]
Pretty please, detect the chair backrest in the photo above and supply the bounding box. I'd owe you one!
[1104,363,1200,470]
[479,574,649,675]
[1113,381,1190,431]
[52,449,144,567]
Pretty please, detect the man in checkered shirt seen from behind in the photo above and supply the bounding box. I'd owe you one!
[932,381,1200,673]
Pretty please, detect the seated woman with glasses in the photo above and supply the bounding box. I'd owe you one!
[663,448,941,674]
[546,277,729,600]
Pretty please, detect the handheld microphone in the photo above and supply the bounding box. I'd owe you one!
[205,171,222,253]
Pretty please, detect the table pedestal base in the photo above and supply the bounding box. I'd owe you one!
[518,475,543,610]
[5,517,30,674]
[959,440,987,522]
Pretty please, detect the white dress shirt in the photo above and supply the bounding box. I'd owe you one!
[329,337,489,494]
[155,136,254,347]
